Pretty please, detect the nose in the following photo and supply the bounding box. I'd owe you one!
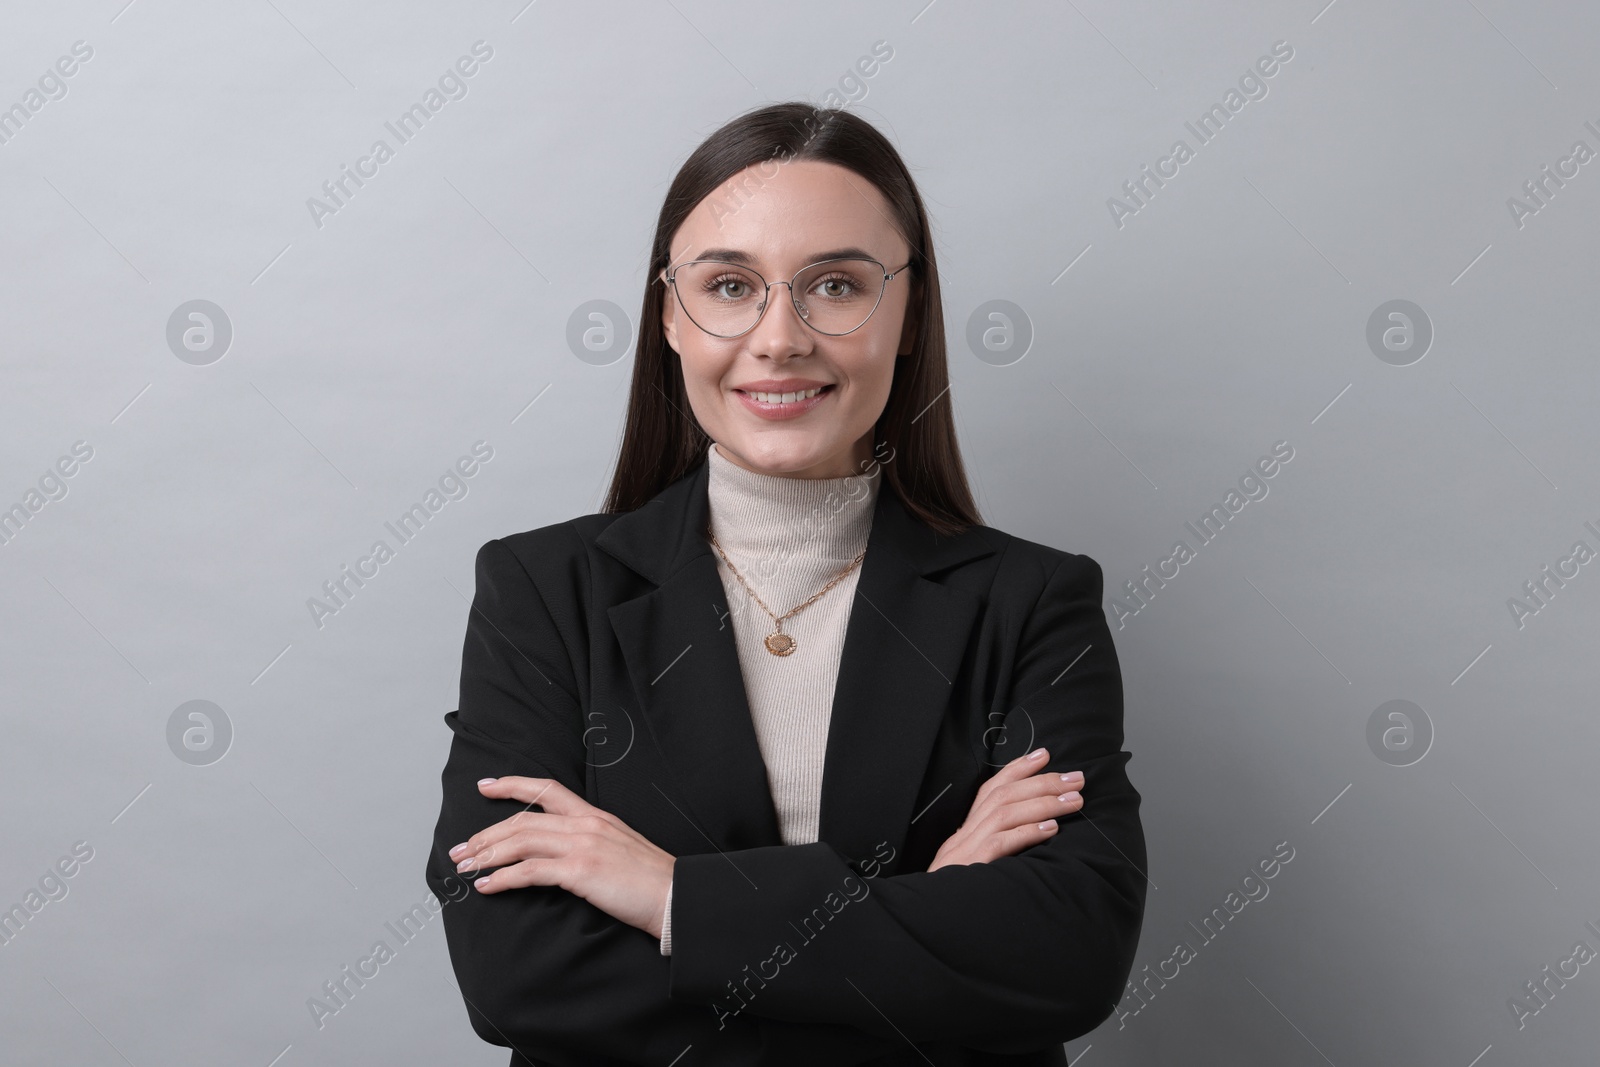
[748,281,814,358]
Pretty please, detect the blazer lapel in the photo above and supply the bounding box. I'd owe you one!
[599,459,785,851]
[817,471,999,870]
[595,453,1000,868]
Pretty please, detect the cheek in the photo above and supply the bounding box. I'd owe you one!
[674,337,716,387]
[676,344,736,419]
[837,351,897,413]
[862,335,901,390]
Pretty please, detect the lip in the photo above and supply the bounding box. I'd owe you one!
[732,381,835,421]
[734,378,832,393]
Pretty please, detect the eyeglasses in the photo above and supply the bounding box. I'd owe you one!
[662,256,912,338]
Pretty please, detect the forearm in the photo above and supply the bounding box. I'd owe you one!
[430,853,899,1065]
[666,766,1145,1050]
[431,718,898,1065]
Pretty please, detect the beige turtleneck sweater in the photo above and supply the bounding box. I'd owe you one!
[659,440,881,956]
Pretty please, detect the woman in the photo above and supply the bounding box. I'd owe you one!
[426,102,1147,1066]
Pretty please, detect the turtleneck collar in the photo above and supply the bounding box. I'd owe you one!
[704,441,881,571]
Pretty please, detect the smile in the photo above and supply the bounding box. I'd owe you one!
[734,384,834,420]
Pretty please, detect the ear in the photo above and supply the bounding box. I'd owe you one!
[659,269,681,354]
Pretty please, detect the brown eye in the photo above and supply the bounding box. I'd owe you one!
[704,275,743,299]
[812,273,858,299]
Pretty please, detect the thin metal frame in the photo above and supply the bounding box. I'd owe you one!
[662,256,913,338]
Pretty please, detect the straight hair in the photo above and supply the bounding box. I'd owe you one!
[603,101,982,538]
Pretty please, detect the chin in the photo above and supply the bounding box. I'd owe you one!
[720,434,838,476]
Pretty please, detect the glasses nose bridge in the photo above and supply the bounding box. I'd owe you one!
[762,276,800,303]
[753,275,808,329]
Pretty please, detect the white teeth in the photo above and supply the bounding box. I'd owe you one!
[747,387,824,404]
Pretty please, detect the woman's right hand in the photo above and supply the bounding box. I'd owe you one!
[927,747,1083,872]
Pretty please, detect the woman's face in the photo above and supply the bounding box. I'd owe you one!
[661,159,916,480]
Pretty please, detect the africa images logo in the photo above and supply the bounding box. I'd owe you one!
[306,441,493,629]
[305,41,494,230]
[1110,441,1295,630]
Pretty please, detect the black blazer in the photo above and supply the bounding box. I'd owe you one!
[426,455,1147,1067]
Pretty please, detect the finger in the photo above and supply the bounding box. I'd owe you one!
[985,819,1060,862]
[975,746,1052,805]
[991,790,1082,835]
[464,808,624,867]
[454,809,594,868]
[958,818,1062,866]
[1015,768,1086,803]
[967,788,1082,845]
[1007,746,1051,777]
[471,855,563,894]
[477,775,588,815]
[976,765,1083,819]
[479,777,632,836]
[459,816,601,873]
[933,811,1060,869]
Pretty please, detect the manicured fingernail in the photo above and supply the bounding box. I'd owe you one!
[474,877,490,890]
[1058,791,1081,803]
[1028,748,1047,760]
[1038,819,1057,829]
[1061,771,1083,784]
[448,842,468,857]
[478,778,498,786]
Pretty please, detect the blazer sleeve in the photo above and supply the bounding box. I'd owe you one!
[425,537,903,1066]
[666,552,1148,1052]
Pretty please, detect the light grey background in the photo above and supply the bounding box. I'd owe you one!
[2,1,1596,1064]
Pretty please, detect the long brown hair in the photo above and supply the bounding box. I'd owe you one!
[602,102,981,538]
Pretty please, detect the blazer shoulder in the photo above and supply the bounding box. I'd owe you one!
[488,510,618,566]
[975,525,1107,605]
[474,511,624,601]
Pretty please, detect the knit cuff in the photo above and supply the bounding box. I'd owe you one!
[658,877,673,956]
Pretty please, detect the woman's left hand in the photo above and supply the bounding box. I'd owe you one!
[447,776,676,939]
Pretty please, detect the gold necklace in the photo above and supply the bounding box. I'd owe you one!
[707,531,866,656]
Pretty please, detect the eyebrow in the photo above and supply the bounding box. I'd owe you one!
[688,246,883,268]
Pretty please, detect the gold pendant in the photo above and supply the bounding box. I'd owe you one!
[764,631,797,656]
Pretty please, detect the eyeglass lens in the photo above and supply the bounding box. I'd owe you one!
[671,258,887,337]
